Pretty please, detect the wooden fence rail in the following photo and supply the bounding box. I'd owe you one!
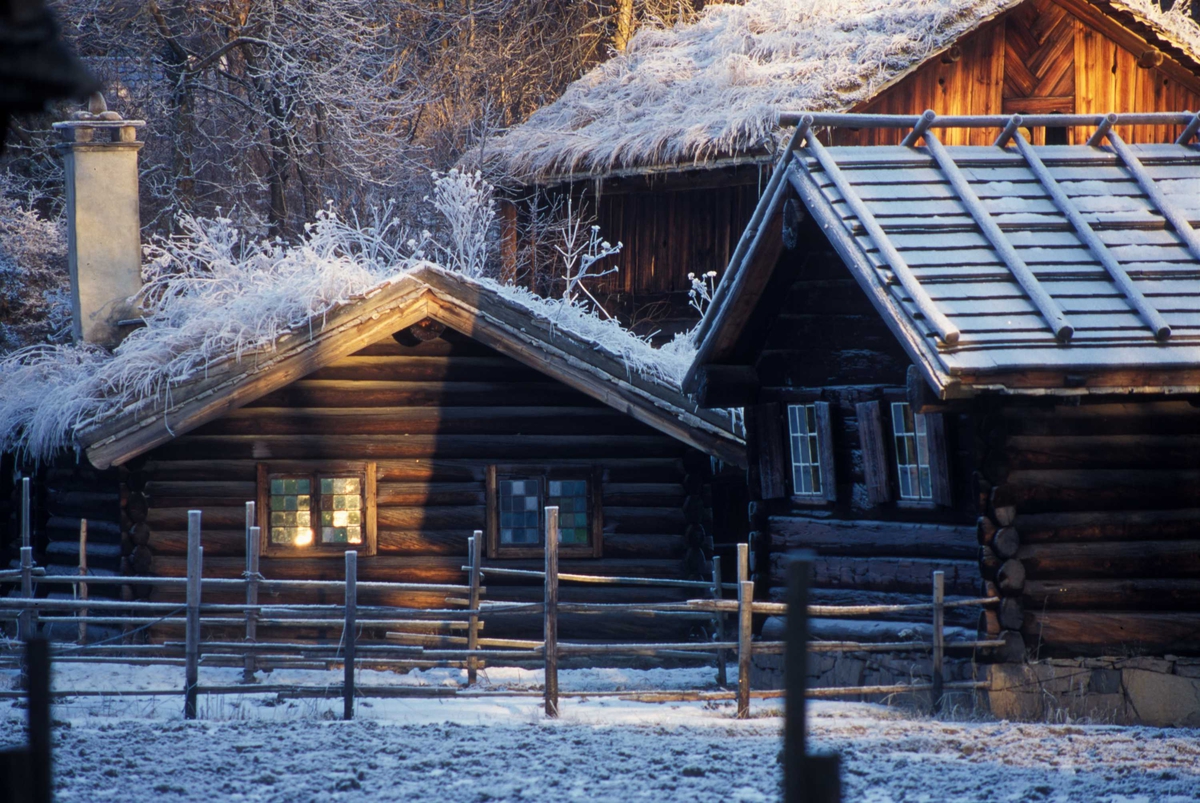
[1,500,999,719]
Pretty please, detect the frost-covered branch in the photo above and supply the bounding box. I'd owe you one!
[430,169,496,278]
[554,196,623,315]
[687,270,718,317]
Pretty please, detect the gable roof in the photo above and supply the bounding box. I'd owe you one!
[685,111,1200,399]
[78,265,744,469]
[480,0,1200,183]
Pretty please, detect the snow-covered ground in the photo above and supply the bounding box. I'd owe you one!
[3,663,1199,802]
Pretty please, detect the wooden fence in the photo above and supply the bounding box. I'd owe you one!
[2,495,1000,719]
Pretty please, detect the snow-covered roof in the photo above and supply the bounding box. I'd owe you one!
[0,257,742,469]
[686,112,1200,399]
[480,0,1200,182]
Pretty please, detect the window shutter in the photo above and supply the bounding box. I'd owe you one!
[755,402,787,500]
[856,401,891,505]
[923,412,953,506]
[814,401,837,502]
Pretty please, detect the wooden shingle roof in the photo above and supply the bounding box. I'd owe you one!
[686,111,1200,399]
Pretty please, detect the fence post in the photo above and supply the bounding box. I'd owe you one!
[467,531,483,686]
[184,510,202,720]
[78,519,88,644]
[737,579,753,719]
[27,636,52,803]
[711,555,727,686]
[18,477,32,643]
[785,551,812,803]
[243,501,259,683]
[344,549,357,721]
[932,570,945,715]
[737,541,750,585]
[544,506,559,718]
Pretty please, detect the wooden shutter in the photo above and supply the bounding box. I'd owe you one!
[856,401,892,505]
[923,413,953,506]
[814,401,837,502]
[755,402,787,500]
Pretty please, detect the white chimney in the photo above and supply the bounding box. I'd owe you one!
[53,93,145,348]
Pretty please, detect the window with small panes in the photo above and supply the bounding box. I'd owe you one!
[257,463,377,557]
[488,466,601,558]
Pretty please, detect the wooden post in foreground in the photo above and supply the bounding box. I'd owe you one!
[711,555,727,686]
[932,570,945,714]
[786,551,841,803]
[467,531,483,685]
[344,549,357,721]
[78,519,88,644]
[736,579,753,719]
[184,510,202,720]
[18,477,32,643]
[27,636,52,803]
[544,506,560,718]
[737,541,750,585]
[243,501,259,683]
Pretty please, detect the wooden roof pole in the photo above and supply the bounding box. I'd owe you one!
[797,116,960,346]
[912,110,1074,342]
[1175,112,1200,145]
[996,115,1171,341]
[1100,119,1200,265]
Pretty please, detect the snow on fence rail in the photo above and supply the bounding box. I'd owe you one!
[1,495,999,719]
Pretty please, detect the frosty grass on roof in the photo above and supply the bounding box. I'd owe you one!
[483,0,1200,180]
[0,210,695,464]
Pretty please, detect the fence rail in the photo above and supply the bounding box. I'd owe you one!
[2,497,1000,718]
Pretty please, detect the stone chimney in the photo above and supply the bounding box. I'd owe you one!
[53,93,145,348]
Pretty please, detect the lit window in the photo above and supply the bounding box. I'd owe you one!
[891,402,932,500]
[269,477,313,546]
[319,476,363,545]
[787,404,822,496]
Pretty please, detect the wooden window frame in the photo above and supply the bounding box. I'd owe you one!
[486,464,602,559]
[785,401,837,504]
[257,462,378,558]
[880,402,953,509]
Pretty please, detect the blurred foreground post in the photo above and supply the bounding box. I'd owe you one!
[544,506,559,718]
[185,510,202,719]
[344,550,357,720]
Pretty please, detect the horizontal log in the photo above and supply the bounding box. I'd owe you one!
[144,481,258,502]
[767,587,979,627]
[376,483,485,507]
[195,406,649,437]
[147,507,249,530]
[151,530,244,557]
[1024,611,1200,656]
[377,506,485,530]
[250,380,599,409]
[770,553,979,595]
[604,506,685,534]
[46,491,120,520]
[45,517,121,543]
[1025,578,1200,610]
[1017,540,1200,579]
[154,434,682,461]
[1014,509,1200,544]
[1001,470,1200,512]
[1007,435,1200,470]
[602,483,685,507]
[1003,402,1200,437]
[768,517,978,559]
[376,530,684,559]
[303,355,542,383]
[138,458,682,484]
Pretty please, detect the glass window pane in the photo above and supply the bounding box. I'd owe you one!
[500,478,542,546]
[788,405,823,497]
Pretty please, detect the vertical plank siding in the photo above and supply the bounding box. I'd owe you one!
[127,330,705,640]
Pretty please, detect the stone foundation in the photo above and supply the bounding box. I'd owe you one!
[987,656,1200,726]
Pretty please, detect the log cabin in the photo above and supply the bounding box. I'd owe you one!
[482,0,1200,339]
[4,263,746,643]
[684,108,1200,714]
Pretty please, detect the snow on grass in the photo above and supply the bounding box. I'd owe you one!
[0,200,697,465]
[3,663,1200,802]
[481,0,1200,181]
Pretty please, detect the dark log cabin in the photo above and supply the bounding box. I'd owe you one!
[9,267,745,644]
[485,0,1200,339]
[685,111,1200,669]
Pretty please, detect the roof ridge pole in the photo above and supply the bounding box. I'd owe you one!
[1176,111,1200,146]
[916,123,1075,341]
[1099,123,1200,265]
[1004,117,1170,340]
[801,122,960,345]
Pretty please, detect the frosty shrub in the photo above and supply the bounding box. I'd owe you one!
[430,169,495,278]
[687,270,718,317]
[554,196,623,315]
[0,186,70,353]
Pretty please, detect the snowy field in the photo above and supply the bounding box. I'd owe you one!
[3,663,1200,802]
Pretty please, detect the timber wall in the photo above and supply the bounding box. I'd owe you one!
[985,399,1200,657]
[126,328,713,641]
[751,219,982,640]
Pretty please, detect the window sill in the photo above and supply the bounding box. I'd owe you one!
[490,545,599,560]
[894,499,938,511]
[789,494,830,507]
